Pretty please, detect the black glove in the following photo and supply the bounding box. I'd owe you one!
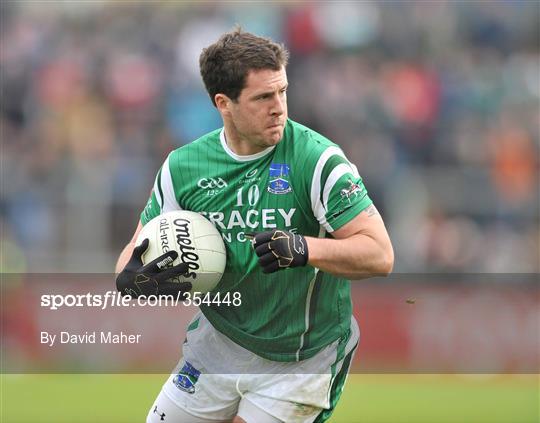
[252,230,309,273]
[116,239,192,298]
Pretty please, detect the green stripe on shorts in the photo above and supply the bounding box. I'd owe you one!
[187,317,200,332]
[314,343,357,423]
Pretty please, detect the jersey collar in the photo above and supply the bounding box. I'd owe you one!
[220,129,275,162]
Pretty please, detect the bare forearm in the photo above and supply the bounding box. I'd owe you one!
[115,241,136,273]
[115,221,143,273]
[306,233,393,280]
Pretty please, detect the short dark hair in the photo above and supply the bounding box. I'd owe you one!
[199,28,289,107]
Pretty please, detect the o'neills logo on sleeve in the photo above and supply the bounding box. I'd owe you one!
[173,218,200,279]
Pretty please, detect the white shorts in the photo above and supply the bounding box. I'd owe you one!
[149,312,359,423]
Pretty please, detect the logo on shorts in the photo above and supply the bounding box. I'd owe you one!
[172,361,201,394]
[153,405,166,421]
[268,163,292,194]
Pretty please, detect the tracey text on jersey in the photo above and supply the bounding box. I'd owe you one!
[40,331,142,346]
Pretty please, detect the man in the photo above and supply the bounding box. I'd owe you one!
[116,29,393,423]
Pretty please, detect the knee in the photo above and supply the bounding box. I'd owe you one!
[231,416,246,423]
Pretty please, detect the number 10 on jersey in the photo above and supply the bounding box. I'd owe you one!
[236,185,260,207]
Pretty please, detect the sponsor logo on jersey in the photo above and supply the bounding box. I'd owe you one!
[238,168,261,185]
[197,177,228,189]
[268,163,292,194]
[245,169,258,178]
[172,361,201,394]
[199,208,297,244]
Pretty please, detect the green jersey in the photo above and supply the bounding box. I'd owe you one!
[141,119,372,362]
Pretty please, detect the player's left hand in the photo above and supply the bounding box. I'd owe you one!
[251,229,309,273]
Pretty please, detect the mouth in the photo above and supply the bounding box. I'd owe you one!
[267,123,282,129]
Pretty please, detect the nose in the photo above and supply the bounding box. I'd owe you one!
[271,94,285,117]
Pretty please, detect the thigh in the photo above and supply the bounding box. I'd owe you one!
[236,397,283,423]
[240,374,327,423]
[155,313,244,422]
[240,317,360,423]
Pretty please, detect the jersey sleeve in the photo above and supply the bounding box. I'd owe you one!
[140,152,182,225]
[310,146,372,232]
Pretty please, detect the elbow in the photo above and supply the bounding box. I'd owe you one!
[381,256,394,276]
[379,246,394,277]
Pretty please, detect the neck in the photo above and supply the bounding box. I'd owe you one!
[223,125,267,156]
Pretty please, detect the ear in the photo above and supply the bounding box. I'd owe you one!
[215,94,231,115]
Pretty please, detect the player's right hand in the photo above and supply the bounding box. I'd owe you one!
[251,229,309,273]
[116,239,192,298]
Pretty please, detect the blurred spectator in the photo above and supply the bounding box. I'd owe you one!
[0,2,538,273]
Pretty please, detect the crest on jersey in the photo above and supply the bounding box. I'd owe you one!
[340,179,363,204]
[268,163,292,194]
[172,361,201,394]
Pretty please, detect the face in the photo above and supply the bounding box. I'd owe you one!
[219,67,288,153]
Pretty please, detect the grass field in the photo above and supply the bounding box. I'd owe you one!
[1,374,538,422]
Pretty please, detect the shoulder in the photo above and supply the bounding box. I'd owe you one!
[167,128,222,163]
[285,119,339,153]
[284,119,349,172]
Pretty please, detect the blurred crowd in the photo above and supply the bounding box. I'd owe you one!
[1,1,538,273]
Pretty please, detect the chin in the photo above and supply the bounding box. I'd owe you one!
[265,130,284,145]
[263,138,281,148]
